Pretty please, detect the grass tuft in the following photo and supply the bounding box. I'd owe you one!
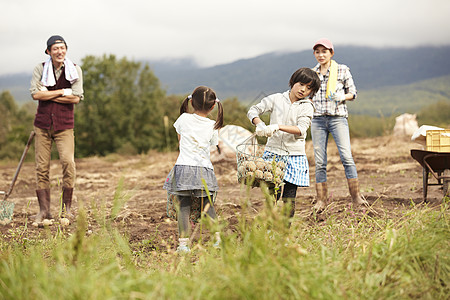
[0,189,448,299]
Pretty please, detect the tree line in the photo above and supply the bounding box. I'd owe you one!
[0,55,449,161]
[0,55,253,161]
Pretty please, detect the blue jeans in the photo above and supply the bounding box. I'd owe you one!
[311,116,358,183]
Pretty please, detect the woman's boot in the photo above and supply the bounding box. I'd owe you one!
[347,178,368,205]
[313,182,327,211]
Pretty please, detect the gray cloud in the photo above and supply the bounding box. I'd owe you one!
[1,0,449,75]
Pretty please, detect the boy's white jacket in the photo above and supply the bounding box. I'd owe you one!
[247,90,314,155]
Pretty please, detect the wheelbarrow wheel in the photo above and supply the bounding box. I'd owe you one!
[443,169,450,198]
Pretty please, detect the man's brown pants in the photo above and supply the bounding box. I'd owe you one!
[34,126,75,189]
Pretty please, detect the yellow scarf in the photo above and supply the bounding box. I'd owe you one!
[325,60,338,99]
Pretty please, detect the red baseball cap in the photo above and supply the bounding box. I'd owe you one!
[313,38,334,51]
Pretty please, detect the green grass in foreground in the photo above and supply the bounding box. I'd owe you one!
[0,191,448,300]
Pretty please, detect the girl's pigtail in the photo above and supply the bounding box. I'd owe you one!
[214,101,224,130]
[179,95,191,115]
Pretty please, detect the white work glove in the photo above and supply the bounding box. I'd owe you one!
[264,124,280,137]
[328,91,345,103]
[255,122,267,136]
[62,88,73,96]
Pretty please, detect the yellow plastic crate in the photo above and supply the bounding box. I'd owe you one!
[426,129,450,152]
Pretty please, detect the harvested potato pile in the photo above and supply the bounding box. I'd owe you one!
[237,153,287,187]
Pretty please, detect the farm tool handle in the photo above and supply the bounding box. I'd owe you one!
[3,131,35,201]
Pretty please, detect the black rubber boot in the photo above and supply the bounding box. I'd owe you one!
[31,189,52,222]
[62,187,74,218]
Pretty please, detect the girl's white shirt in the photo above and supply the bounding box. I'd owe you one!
[174,113,218,169]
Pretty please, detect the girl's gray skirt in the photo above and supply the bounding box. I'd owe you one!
[163,165,219,196]
[163,165,219,222]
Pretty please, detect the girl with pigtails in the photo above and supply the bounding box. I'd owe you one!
[163,86,224,253]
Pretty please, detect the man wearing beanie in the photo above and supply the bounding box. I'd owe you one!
[29,35,83,224]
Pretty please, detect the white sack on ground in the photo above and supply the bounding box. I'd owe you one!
[393,113,419,137]
[211,125,255,163]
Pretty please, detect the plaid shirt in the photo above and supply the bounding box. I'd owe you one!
[312,62,357,118]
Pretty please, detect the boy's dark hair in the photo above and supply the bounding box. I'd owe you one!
[289,68,321,98]
[180,86,224,129]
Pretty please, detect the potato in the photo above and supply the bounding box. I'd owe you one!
[238,153,246,161]
[264,171,273,181]
[255,161,266,171]
[238,165,246,175]
[256,148,265,157]
[247,161,257,172]
[265,161,274,171]
[60,218,70,226]
[275,167,284,177]
[254,170,264,179]
[42,219,53,226]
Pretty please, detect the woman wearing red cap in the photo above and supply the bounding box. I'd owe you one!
[310,38,368,211]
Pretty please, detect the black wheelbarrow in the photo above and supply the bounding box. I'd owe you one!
[410,149,450,202]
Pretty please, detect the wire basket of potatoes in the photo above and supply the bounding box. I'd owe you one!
[236,136,289,189]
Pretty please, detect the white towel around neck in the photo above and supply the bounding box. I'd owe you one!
[41,57,79,87]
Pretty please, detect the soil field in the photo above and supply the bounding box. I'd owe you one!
[0,135,446,250]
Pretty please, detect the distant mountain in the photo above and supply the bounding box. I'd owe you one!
[0,73,31,103]
[147,46,450,101]
[352,75,450,116]
[2,46,450,115]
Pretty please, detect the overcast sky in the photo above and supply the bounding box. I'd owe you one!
[2,0,450,76]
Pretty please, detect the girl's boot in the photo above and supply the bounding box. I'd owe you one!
[177,238,190,253]
[213,232,221,248]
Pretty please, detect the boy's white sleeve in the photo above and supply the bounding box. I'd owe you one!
[296,104,314,134]
[247,95,274,123]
